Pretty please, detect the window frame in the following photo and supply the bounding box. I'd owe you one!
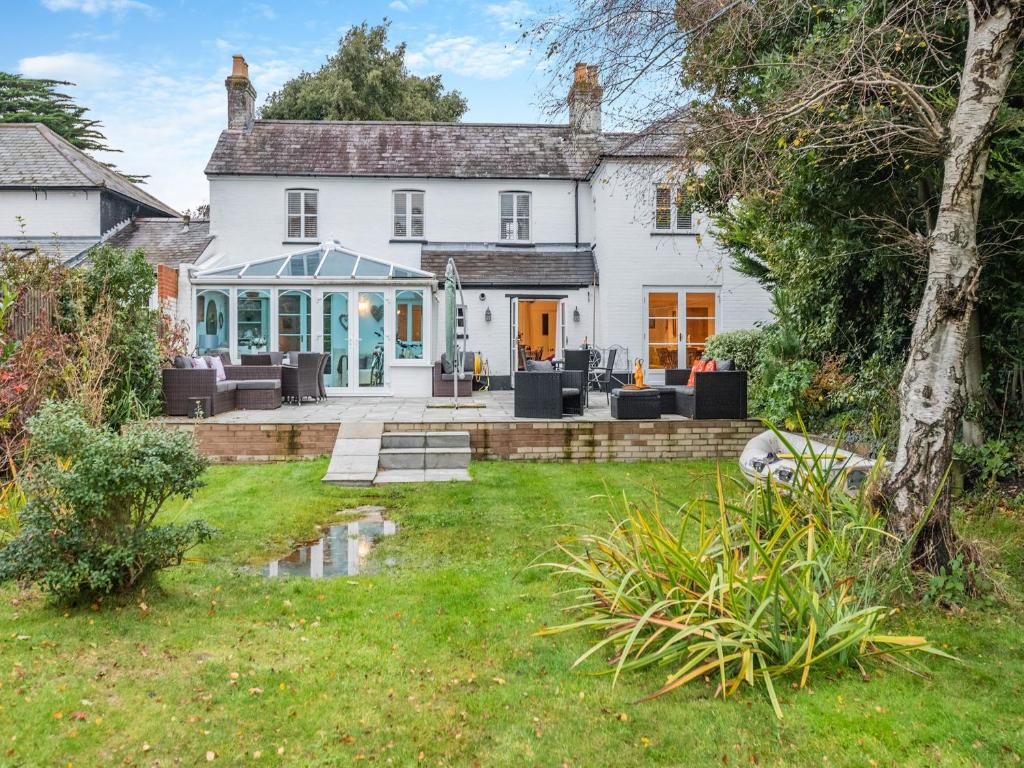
[392,189,426,240]
[285,189,319,242]
[499,191,532,243]
[652,183,696,234]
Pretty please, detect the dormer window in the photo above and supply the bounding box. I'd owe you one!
[286,189,318,241]
[654,184,695,232]
[500,191,531,242]
[393,190,425,239]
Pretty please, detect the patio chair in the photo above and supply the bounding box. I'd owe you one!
[562,349,590,408]
[241,352,284,366]
[282,352,324,404]
[317,352,329,399]
[590,347,618,404]
[513,360,585,418]
[432,352,473,397]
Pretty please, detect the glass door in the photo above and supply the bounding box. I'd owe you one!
[321,291,351,392]
[357,291,386,389]
[277,289,311,355]
[645,289,718,369]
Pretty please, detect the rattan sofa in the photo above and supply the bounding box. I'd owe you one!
[162,359,282,416]
[664,366,748,419]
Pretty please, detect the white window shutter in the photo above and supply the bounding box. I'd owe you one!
[287,190,302,239]
[411,192,424,238]
[393,191,407,237]
[500,193,514,240]
[516,193,530,241]
[303,191,317,238]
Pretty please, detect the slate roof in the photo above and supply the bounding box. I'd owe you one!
[0,235,100,264]
[104,218,213,267]
[206,121,609,180]
[421,244,597,288]
[0,123,178,216]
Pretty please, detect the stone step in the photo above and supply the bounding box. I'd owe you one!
[374,468,472,485]
[322,422,382,486]
[381,431,471,449]
[378,446,472,471]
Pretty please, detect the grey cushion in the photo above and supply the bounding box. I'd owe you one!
[561,387,581,397]
[440,353,454,374]
[440,373,465,381]
[461,352,475,372]
[612,387,660,398]
[173,355,192,369]
[215,381,238,393]
[526,359,555,373]
[680,386,695,396]
[716,359,735,371]
[234,379,281,390]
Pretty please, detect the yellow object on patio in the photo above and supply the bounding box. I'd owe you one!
[474,353,482,377]
[634,359,645,388]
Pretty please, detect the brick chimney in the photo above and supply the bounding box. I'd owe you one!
[568,63,602,134]
[225,54,256,131]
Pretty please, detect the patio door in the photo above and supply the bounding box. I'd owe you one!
[314,289,389,394]
[510,296,564,383]
[320,291,351,393]
[644,288,718,370]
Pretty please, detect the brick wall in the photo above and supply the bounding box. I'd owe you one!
[164,422,340,463]
[169,419,762,464]
[156,264,178,301]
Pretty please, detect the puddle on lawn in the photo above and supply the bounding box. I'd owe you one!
[263,507,397,579]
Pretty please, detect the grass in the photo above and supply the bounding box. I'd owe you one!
[0,460,1022,766]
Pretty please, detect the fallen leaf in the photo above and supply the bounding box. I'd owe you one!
[206,750,217,761]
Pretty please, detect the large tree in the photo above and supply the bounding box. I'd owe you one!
[533,0,1024,569]
[0,73,144,182]
[261,22,468,122]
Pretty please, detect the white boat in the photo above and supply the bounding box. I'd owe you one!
[738,430,877,495]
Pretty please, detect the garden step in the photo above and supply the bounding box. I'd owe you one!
[373,468,471,485]
[379,447,471,471]
[322,422,382,486]
[425,431,470,449]
[381,432,427,449]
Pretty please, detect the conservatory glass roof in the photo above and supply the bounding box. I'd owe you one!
[195,242,435,280]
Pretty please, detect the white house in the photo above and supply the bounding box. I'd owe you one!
[182,56,772,396]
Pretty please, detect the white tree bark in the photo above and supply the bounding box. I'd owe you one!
[886,0,1022,566]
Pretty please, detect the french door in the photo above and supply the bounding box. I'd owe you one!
[510,296,566,383]
[644,288,718,370]
[314,289,388,394]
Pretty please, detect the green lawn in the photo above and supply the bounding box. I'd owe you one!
[1,460,1021,766]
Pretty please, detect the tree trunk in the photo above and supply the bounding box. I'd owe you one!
[885,1,1021,570]
[961,311,985,447]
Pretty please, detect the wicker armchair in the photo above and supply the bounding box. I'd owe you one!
[513,369,585,418]
[241,352,284,366]
[282,352,325,404]
[664,368,748,419]
[432,352,474,397]
[161,368,235,417]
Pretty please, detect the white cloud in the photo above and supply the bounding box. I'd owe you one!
[252,2,275,20]
[388,0,409,10]
[485,1,532,31]
[40,0,153,15]
[407,35,529,80]
[18,52,122,88]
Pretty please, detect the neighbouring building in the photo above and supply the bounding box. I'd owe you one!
[0,122,194,308]
[187,55,774,394]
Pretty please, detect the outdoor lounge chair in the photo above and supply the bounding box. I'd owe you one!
[589,347,617,404]
[664,363,747,419]
[162,358,282,416]
[563,349,590,408]
[241,352,284,366]
[513,360,585,418]
[282,352,325,404]
[432,352,473,397]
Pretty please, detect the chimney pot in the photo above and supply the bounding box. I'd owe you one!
[182,214,190,232]
[225,54,257,131]
[568,62,602,135]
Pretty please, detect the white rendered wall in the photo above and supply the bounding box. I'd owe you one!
[207,175,591,269]
[0,189,100,238]
[589,159,773,374]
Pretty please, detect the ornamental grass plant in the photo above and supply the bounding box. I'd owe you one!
[538,428,950,717]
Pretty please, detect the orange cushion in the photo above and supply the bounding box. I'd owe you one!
[687,359,705,386]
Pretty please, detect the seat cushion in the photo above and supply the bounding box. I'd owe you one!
[173,355,193,369]
[215,381,237,393]
[716,358,735,371]
[526,359,555,373]
[612,387,660,398]
[679,386,695,396]
[440,353,454,374]
[561,387,581,397]
[234,379,281,390]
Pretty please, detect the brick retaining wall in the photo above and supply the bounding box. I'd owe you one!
[168,419,762,463]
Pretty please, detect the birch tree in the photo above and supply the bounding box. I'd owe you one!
[533,0,1024,568]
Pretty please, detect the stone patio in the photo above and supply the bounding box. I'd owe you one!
[164,391,688,425]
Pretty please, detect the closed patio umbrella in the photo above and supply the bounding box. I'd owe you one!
[444,259,463,407]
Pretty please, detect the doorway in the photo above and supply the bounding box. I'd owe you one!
[512,298,563,371]
[644,289,718,370]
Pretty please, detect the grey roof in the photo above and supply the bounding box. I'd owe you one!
[104,218,213,267]
[0,235,99,264]
[421,244,596,288]
[0,123,178,216]
[206,121,609,180]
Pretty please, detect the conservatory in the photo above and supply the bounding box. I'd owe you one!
[190,241,437,396]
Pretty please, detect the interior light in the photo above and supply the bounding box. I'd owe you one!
[358,297,370,316]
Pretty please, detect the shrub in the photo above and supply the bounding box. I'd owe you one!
[955,439,1020,488]
[756,357,816,427]
[705,329,762,374]
[0,401,212,603]
[538,436,947,717]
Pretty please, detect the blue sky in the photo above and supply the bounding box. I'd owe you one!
[2,0,558,210]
